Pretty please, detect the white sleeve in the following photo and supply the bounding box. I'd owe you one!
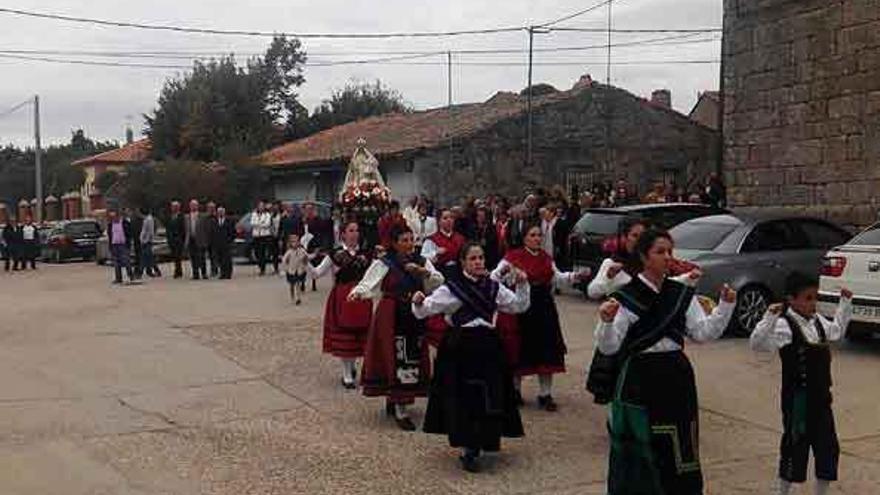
[421,239,439,262]
[490,258,512,283]
[349,260,388,300]
[425,219,438,237]
[496,281,531,314]
[824,296,853,342]
[552,262,579,286]
[423,259,445,293]
[411,285,460,320]
[749,312,792,351]
[595,305,638,355]
[309,255,334,279]
[686,296,735,342]
[587,258,630,299]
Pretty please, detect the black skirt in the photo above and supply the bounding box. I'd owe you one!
[517,284,567,376]
[609,351,703,495]
[424,325,524,451]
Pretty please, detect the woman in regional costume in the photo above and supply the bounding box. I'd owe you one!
[420,208,468,348]
[310,221,374,389]
[414,243,530,473]
[594,228,737,495]
[491,223,590,411]
[349,225,444,430]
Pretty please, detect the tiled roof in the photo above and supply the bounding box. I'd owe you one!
[258,88,583,167]
[72,138,152,166]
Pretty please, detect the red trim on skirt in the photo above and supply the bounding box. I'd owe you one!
[425,315,448,348]
[322,282,372,358]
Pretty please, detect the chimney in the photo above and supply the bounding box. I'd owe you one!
[125,126,134,144]
[651,89,671,109]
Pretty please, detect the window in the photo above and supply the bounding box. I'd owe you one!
[572,212,625,236]
[670,220,738,251]
[848,224,880,246]
[741,221,806,253]
[798,220,850,250]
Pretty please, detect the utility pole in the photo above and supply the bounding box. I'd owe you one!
[606,0,613,85]
[447,51,453,108]
[34,95,43,223]
[526,26,534,167]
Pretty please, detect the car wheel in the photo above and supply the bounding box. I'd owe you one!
[730,285,770,338]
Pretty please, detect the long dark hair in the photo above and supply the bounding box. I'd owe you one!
[632,228,673,273]
[614,217,648,274]
[518,221,542,247]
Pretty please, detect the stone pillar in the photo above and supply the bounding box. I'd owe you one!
[44,195,60,222]
[89,192,105,213]
[62,192,83,220]
[18,199,31,222]
[0,203,7,224]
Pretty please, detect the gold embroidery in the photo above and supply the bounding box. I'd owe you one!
[652,422,701,474]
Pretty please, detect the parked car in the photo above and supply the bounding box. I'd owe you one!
[41,219,103,263]
[670,214,851,336]
[96,224,170,265]
[569,203,729,286]
[818,222,880,340]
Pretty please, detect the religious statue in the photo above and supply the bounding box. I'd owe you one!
[339,139,392,247]
[341,138,387,196]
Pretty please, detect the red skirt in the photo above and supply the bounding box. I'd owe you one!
[322,282,373,358]
[496,313,521,372]
[425,315,448,348]
[361,297,431,404]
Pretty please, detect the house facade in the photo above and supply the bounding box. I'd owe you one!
[261,76,720,206]
[71,138,151,213]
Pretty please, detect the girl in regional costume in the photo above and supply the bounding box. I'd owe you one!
[310,221,374,389]
[491,223,590,411]
[420,208,468,348]
[349,225,444,431]
[594,229,737,495]
[414,243,530,473]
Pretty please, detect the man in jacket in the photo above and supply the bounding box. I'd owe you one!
[3,218,21,271]
[211,206,236,279]
[107,209,135,284]
[184,199,210,280]
[205,201,219,278]
[250,201,273,276]
[128,208,144,279]
[167,201,185,279]
[139,207,161,278]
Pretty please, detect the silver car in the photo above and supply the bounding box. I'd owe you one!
[670,214,851,336]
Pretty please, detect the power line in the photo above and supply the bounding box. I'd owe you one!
[309,52,444,67]
[540,0,614,28]
[0,53,190,69]
[0,6,526,39]
[310,59,721,67]
[551,26,722,33]
[0,98,32,118]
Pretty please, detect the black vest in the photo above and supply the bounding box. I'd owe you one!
[613,276,694,352]
[779,313,833,404]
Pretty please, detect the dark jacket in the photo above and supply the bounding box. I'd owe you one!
[167,213,185,248]
[279,214,305,240]
[474,222,500,269]
[107,219,132,248]
[506,218,528,250]
[184,213,212,249]
[129,215,144,248]
[211,216,236,252]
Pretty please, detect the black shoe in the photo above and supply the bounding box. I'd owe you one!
[385,401,395,417]
[459,454,480,473]
[394,416,417,431]
[192,276,200,281]
[514,390,525,407]
[295,299,302,306]
[537,395,558,412]
[341,378,356,390]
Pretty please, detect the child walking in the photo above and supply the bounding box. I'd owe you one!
[281,234,310,305]
[750,271,852,495]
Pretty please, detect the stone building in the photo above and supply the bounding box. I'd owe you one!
[71,138,151,214]
[689,91,721,130]
[722,0,880,226]
[260,76,719,205]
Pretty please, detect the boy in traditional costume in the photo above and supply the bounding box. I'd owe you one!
[595,228,736,494]
[750,272,852,495]
[349,225,444,430]
[413,243,530,472]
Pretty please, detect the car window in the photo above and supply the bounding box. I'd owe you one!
[848,224,880,246]
[572,212,624,236]
[741,221,805,253]
[66,222,100,237]
[670,221,738,251]
[798,220,849,250]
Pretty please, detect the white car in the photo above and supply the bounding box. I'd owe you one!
[819,222,880,340]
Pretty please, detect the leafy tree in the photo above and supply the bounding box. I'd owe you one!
[145,35,307,162]
[306,80,411,136]
[94,169,121,195]
[520,83,559,97]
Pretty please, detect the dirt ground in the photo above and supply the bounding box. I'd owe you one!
[0,262,878,494]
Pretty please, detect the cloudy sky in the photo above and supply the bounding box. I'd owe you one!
[0,0,722,148]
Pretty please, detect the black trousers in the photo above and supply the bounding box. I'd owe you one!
[216,246,233,279]
[779,397,839,483]
[254,237,271,274]
[188,244,207,279]
[170,243,184,278]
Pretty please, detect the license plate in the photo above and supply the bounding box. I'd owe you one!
[852,305,880,319]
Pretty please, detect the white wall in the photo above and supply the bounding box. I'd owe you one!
[383,160,421,202]
[274,176,314,202]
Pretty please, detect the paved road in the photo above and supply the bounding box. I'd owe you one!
[0,263,878,494]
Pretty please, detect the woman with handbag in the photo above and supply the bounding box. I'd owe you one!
[595,228,737,495]
[349,225,444,431]
[413,242,530,473]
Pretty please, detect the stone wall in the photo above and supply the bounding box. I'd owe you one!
[723,0,880,227]
[415,84,719,205]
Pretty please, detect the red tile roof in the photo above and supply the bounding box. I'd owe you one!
[258,88,582,167]
[72,138,152,166]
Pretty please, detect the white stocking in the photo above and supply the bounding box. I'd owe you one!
[538,374,553,397]
[815,480,830,495]
[341,359,356,382]
[394,404,408,419]
[776,478,792,495]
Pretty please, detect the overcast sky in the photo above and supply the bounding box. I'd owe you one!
[0,0,722,148]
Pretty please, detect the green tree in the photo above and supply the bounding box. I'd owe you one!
[306,80,411,136]
[145,36,307,162]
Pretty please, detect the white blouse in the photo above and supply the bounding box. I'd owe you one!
[594,274,735,355]
[412,278,531,328]
[420,230,455,264]
[750,298,852,352]
[349,258,444,300]
[309,244,359,279]
[489,251,578,287]
[587,258,633,300]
